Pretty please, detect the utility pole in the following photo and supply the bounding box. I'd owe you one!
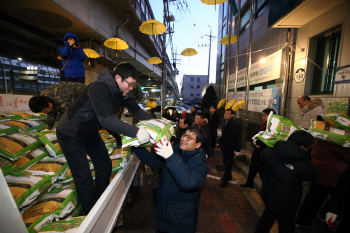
[199,26,216,81]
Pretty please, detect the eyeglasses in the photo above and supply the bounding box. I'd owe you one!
[181,134,195,141]
[124,79,137,88]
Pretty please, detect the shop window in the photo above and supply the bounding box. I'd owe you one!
[308,24,342,95]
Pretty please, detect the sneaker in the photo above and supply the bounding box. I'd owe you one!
[295,223,312,228]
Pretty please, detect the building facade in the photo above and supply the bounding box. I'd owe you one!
[182,74,209,106]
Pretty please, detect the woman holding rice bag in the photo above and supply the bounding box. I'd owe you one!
[56,63,152,214]
[240,108,275,188]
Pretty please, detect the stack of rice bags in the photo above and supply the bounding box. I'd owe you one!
[0,112,46,135]
[253,112,302,147]
[309,113,350,148]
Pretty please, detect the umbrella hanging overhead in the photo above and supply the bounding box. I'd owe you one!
[104,37,129,50]
[147,57,162,64]
[201,0,228,10]
[220,34,237,45]
[217,98,226,109]
[231,100,246,111]
[181,48,198,57]
[83,48,100,58]
[225,99,236,110]
[139,19,166,42]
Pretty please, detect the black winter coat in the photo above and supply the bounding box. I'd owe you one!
[206,112,221,138]
[328,166,350,215]
[201,124,211,155]
[261,141,316,213]
[220,118,241,153]
[132,145,209,233]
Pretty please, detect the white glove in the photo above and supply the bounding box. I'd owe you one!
[253,139,260,148]
[154,138,173,159]
[325,212,337,228]
[136,128,150,144]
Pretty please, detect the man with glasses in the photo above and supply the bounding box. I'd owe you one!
[132,126,209,233]
[56,63,152,214]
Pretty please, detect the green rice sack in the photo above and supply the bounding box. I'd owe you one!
[4,120,46,133]
[121,119,175,148]
[0,157,18,176]
[21,186,79,233]
[309,120,350,148]
[322,113,350,131]
[99,131,117,154]
[110,147,132,173]
[0,124,21,135]
[0,133,42,161]
[6,170,58,209]
[0,112,21,122]
[253,112,302,147]
[24,156,69,178]
[38,216,85,233]
[58,156,93,184]
[34,131,63,157]
[13,148,49,170]
[13,112,47,121]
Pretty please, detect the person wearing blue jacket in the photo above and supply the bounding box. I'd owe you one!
[59,32,87,83]
[132,126,209,233]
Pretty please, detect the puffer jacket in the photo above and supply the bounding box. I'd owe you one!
[298,98,325,129]
[57,68,151,138]
[132,145,209,233]
[59,32,87,78]
[261,141,316,213]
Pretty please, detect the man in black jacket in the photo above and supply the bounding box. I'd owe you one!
[206,105,221,155]
[194,112,211,157]
[254,130,316,233]
[56,63,152,214]
[219,109,241,187]
[172,116,191,146]
[188,105,198,126]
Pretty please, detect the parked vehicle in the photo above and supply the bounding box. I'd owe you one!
[146,98,158,109]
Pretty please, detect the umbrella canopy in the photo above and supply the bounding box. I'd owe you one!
[147,57,162,65]
[231,100,246,111]
[217,98,226,109]
[181,48,198,57]
[83,48,100,58]
[139,19,166,42]
[220,34,238,45]
[57,56,62,60]
[201,0,228,10]
[104,38,129,50]
[225,99,236,110]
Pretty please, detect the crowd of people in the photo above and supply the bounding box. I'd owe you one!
[27,36,350,231]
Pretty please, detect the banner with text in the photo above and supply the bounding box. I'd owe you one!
[0,94,33,113]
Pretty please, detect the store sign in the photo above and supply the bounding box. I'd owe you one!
[327,98,349,114]
[335,65,350,84]
[0,94,33,113]
[236,88,279,114]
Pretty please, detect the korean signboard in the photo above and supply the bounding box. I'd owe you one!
[335,65,350,84]
[0,94,33,113]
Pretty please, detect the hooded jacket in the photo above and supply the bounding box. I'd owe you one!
[57,68,151,138]
[260,141,316,213]
[59,32,87,78]
[132,145,209,233]
[298,98,325,129]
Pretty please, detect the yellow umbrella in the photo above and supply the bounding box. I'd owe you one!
[181,48,198,57]
[231,100,246,111]
[225,99,236,110]
[104,38,129,50]
[57,56,62,60]
[201,0,228,10]
[220,34,237,45]
[139,19,166,42]
[147,57,162,65]
[217,98,226,109]
[83,48,100,58]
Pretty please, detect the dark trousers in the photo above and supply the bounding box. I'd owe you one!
[296,181,334,226]
[254,206,296,233]
[222,151,234,180]
[246,147,265,185]
[56,130,112,214]
[65,77,85,84]
[209,130,217,154]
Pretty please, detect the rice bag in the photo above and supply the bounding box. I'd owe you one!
[38,216,85,233]
[21,186,79,233]
[6,170,57,209]
[13,148,49,170]
[121,119,175,148]
[0,133,42,161]
[110,147,132,173]
[253,113,302,147]
[25,156,69,178]
[58,156,93,184]
[99,131,117,154]
[309,121,350,148]
[13,112,47,121]
[0,157,18,176]
[4,120,46,132]
[0,112,21,122]
[0,124,21,135]
[322,113,350,131]
[34,130,63,157]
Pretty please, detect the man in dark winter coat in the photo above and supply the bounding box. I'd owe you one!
[254,130,316,233]
[132,126,209,233]
[194,112,211,157]
[59,32,87,83]
[206,105,221,155]
[56,63,152,214]
[172,116,191,146]
[219,109,241,187]
[188,105,198,126]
